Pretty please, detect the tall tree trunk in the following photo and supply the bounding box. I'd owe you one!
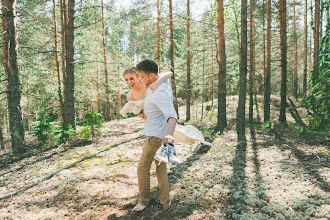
[0,123,4,150]
[217,0,227,131]
[313,0,320,84]
[53,0,64,116]
[262,0,266,96]
[303,0,308,95]
[264,0,271,123]
[293,0,298,99]
[96,64,100,112]
[1,0,25,154]
[309,0,313,90]
[186,0,191,122]
[237,0,248,141]
[63,0,75,130]
[279,0,287,123]
[157,0,162,67]
[60,0,67,106]
[249,0,255,124]
[211,42,214,107]
[201,57,205,120]
[169,0,179,118]
[101,0,111,121]
[117,55,121,120]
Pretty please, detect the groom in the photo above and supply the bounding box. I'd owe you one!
[132,59,177,212]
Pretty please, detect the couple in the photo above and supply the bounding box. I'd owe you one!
[120,59,177,212]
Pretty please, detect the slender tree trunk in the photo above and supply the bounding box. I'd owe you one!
[157,0,162,67]
[279,0,287,123]
[53,0,64,116]
[63,0,75,130]
[262,0,266,96]
[117,55,121,120]
[303,0,308,95]
[101,0,111,121]
[249,0,255,124]
[186,0,191,121]
[1,0,25,154]
[237,0,248,141]
[309,0,313,90]
[293,0,298,99]
[264,0,271,123]
[60,0,67,105]
[211,42,214,107]
[0,124,4,150]
[201,57,205,120]
[96,64,100,112]
[313,0,320,83]
[217,0,227,131]
[169,0,179,118]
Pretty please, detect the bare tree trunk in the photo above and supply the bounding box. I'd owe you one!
[96,64,100,112]
[186,0,191,122]
[63,0,75,130]
[117,55,121,120]
[211,42,214,107]
[101,0,111,121]
[249,0,255,124]
[60,0,67,105]
[169,0,179,118]
[264,0,271,123]
[262,0,266,96]
[279,0,287,123]
[157,0,162,67]
[313,0,320,83]
[303,0,308,95]
[201,57,205,120]
[237,0,248,141]
[1,0,25,154]
[53,0,64,116]
[293,0,298,99]
[0,124,4,150]
[309,0,313,90]
[217,0,227,131]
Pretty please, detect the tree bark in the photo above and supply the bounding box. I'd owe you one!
[60,0,67,103]
[169,0,179,118]
[117,55,121,120]
[1,0,25,154]
[53,0,64,116]
[217,0,227,131]
[279,0,287,123]
[186,0,191,122]
[249,0,255,124]
[101,0,111,121]
[264,0,271,123]
[63,0,76,130]
[303,0,308,95]
[237,0,248,141]
[313,0,320,83]
[157,0,162,67]
[0,124,4,150]
[293,0,298,99]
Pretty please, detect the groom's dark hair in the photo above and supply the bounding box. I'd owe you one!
[136,59,159,75]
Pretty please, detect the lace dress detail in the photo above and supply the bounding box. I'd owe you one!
[120,99,145,117]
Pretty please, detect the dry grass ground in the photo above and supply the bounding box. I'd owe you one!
[0,96,329,219]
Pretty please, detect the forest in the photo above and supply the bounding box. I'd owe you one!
[0,0,329,219]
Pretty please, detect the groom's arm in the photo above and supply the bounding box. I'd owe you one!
[163,117,176,144]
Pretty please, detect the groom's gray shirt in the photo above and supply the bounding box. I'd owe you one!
[143,80,177,139]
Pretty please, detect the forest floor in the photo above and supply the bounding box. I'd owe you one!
[0,96,329,220]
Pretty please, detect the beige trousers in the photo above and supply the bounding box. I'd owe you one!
[137,136,169,208]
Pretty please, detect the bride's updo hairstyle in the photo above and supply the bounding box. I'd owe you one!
[122,66,138,77]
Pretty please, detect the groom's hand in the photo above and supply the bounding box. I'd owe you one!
[163,135,174,145]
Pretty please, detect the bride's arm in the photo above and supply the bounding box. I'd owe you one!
[149,71,173,91]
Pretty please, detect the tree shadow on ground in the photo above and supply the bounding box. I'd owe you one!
[110,142,212,220]
[225,134,248,219]
[0,135,143,201]
[0,139,92,175]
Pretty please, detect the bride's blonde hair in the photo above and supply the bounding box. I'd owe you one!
[122,66,138,77]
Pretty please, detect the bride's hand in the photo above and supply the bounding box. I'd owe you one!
[137,113,147,120]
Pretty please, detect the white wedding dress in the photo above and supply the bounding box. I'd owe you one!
[120,99,212,146]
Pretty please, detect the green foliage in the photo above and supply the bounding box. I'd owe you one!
[202,127,220,141]
[254,122,275,134]
[295,126,308,136]
[323,150,330,168]
[32,108,58,145]
[303,17,330,130]
[78,111,104,139]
